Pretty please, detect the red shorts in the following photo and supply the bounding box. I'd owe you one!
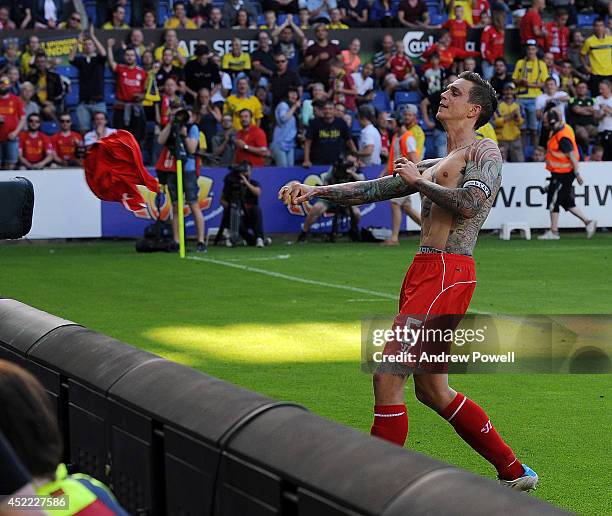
[378,253,476,374]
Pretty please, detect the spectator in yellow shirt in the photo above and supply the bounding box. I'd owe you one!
[154,30,188,67]
[494,83,525,162]
[512,40,548,146]
[327,9,349,29]
[224,76,263,130]
[580,17,612,96]
[101,4,130,29]
[20,36,42,76]
[164,1,198,29]
[222,38,251,79]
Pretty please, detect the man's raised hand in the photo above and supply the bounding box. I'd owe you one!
[393,158,420,187]
[278,182,317,205]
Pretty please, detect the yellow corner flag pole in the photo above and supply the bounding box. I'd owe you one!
[176,152,186,258]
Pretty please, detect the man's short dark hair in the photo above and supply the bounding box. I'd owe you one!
[358,105,375,123]
[239,108,253,116]
[27,113,40,122]
[494,57,507,65]
[458,71,498,129]
[593,17,605,25]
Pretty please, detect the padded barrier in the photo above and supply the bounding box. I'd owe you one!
[0,300,570,515]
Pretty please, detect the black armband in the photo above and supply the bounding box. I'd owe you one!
[463,180,491,198]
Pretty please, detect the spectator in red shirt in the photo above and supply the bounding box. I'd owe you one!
[234,109,269,166]
[52,114,83,167]
[398,0,431,28]
[480,10,505,80]
[383,40,418,97]
[544,8,570,61]
[18,113,54,169]
[106,38,147,143]
[0,75,25,169]
[421,31,479,71]
[443,5,470,51]
[520,0,545,48]
[329,59,358,112]
[471,0,490,26]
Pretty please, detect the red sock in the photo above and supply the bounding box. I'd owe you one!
[370,404,408,446]
[441,393,524,480]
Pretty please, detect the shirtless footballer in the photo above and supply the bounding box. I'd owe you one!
[279,72,538,491]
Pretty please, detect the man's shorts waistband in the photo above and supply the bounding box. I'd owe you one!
[418,246,444,254]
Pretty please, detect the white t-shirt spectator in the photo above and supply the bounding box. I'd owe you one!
[211,71,233,105]
[593,95,612,132]
[359,123,382,165]
[84,127,117,147]
[535,91,569,121]
[351,72,374,96]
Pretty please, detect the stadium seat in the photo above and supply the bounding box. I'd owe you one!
[41,121,59,136]
[257,14,266,26]
[577,13,597,27]
[56,65,77,79]
[104,67,113,80]
[157,2,171,25]
[395,90,422,106]
[65,83,79,108]
[351,116,361,136]
[372,91,391,113]
[104,82,116,104]
[430,12,448,24]
[85,3,96,26]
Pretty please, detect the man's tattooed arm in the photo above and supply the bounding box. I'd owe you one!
[316,175,417,206]
[315,159,441,206]
[413,140,502,218]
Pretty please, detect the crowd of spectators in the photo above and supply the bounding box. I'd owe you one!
[0,0,610,171]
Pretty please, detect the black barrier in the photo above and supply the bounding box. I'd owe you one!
[0,300,570,515]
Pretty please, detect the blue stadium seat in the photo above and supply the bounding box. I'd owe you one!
[41,121,59,136]
[372,91,391,113]
[157,2,171,25]
[430,12,448,24]
[85,3,96,26]
[104,82,116,104]
[257,14,266,26]
[65,83,79,108]
[124,3,132,25]
[395,90,422,106]
[577,13,597,27]
[56,65,77,79]
[104,67,113,79]
[278,14,287,25]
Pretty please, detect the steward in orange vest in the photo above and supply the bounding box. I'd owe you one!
[537,109,596,240]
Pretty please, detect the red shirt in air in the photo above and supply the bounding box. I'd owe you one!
[19,131,53,163]
[481,25,505,63]
[472,0,490,25]
[544,22,569,60]
[114,64,146,103]
[234,125,267,167]
[443,19,471,50]
[0,94,24,141]
[51,131,83,161]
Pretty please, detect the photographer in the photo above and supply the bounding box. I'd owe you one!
[219,161,269,248]
[157,107,206,253]
[296,155,364,243]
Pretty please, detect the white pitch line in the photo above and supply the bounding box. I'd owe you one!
[188,255,397,299]
[223,254,291,262]
[187,255,490,314]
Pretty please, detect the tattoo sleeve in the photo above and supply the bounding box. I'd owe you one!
[414,140,503,219]
[316,175,417,206]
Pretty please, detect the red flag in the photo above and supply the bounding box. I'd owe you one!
[83,130,159,211]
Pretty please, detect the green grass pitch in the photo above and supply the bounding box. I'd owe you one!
[1,233,611,514]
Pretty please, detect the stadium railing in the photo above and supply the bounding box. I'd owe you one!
[0,298,570,515]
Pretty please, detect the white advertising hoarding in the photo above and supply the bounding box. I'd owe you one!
[0,169,101,239]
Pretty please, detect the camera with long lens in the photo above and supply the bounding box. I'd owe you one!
[223,162,249,204]
[330,159,358,184]
[169,108,190,160]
